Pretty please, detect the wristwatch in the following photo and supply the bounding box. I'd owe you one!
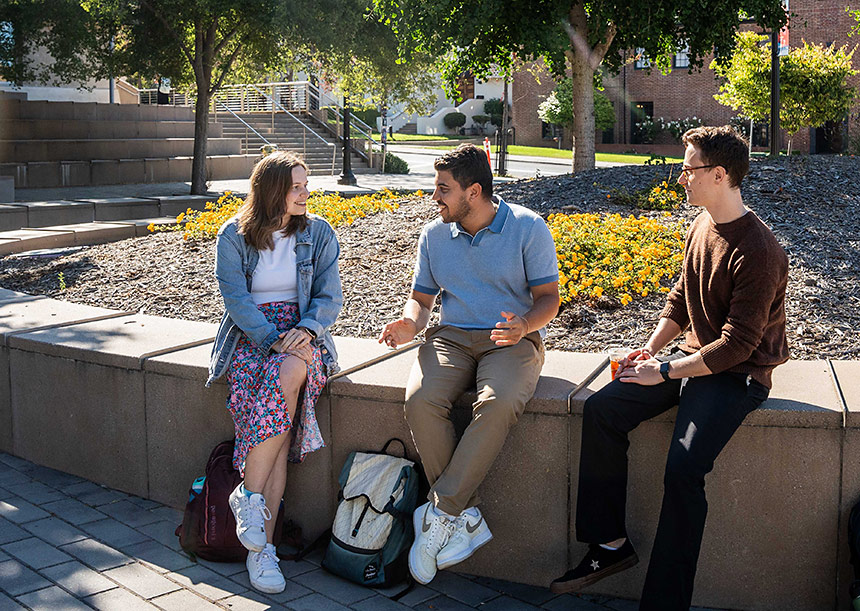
[659,361,672,382]
[302,327,316,339]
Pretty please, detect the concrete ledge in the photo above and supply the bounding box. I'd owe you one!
[0,175,13,203]
[0,297,854,609]
[0,228,75,254]
[0,204,27,231]
[13,200,95,227]
[73,197,160,222]
[154,194,218,217]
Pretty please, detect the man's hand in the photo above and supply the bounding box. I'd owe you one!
[617,357,664,386]
[378,318,419,348]
[490,311,529,346]
[616,347,652,377]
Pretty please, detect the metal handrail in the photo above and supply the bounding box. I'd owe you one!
[250,84,337,176]
[307,83,377,168]
[215,100,272,154]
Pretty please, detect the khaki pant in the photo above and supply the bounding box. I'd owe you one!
[404,325,545,515]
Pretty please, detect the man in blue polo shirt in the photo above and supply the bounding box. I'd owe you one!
[379,144,560,585]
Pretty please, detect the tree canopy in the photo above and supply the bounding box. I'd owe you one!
[375,0,788,172]
[713,31,857,151]
[537,79,615,132]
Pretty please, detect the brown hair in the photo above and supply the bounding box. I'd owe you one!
[237,152,309,250]
[434,144,493,198]
[682,125,750,189]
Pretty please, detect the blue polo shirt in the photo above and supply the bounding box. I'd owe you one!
[412,197,558,335]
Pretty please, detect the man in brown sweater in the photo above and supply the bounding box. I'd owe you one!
[550,125,789,610]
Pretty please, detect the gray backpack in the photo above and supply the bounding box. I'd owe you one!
[322,439,419,587]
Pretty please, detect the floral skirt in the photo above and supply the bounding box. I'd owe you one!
[226,302,326,476]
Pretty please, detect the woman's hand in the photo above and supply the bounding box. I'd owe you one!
[285,343,314,366]
[273,327,313,353]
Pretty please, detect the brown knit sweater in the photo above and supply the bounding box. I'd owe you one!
[661,210,789,388]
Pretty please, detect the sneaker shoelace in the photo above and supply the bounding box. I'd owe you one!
[255,546,281,576]
[424,514,455,555]
[247,495,272,531]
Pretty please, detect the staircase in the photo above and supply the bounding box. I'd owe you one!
[396,122,418,135]
[0,91,259,189]
[210,112,373,174]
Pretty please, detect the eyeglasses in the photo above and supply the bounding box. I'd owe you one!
[679,164,716,179]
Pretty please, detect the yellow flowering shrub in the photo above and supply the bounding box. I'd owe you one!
[149,189,404,240]
[547,211,686,307]
[606,179,685,211]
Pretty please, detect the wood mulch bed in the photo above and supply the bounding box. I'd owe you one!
[0,155,857,360]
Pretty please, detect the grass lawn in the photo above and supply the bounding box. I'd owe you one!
[425,143,683,164]
[371,133,473,142]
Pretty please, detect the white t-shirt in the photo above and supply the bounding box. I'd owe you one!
[251,232,298,305]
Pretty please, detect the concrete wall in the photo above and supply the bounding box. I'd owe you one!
[0,288,854,609]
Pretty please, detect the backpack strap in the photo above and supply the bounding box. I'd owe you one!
[380,438,408,457]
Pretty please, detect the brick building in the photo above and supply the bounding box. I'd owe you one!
[512,0,859,155]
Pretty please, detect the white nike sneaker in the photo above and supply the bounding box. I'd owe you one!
[228,483,270,552]
[247,543,286,594]
[436,506,493,570]
[408,501,455,584]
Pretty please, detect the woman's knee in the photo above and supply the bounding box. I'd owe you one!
[279,356,307,395]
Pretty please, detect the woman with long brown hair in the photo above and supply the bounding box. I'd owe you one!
[207,151,342,594]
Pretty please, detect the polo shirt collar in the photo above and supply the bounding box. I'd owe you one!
[449,196,510,239]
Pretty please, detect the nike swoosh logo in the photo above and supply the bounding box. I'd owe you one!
[422,506,433,532]
[465,517,483,533]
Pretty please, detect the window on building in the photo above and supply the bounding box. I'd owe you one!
[631,101,654,144]
[634,48,651,69]
[674,45,690,69]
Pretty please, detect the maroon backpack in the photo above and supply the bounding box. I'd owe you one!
[176,440,284,562]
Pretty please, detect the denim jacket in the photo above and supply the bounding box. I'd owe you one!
[206,214,343,386]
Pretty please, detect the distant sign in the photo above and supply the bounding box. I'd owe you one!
[778,0,789,56]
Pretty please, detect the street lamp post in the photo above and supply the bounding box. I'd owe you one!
[770,28,780,156]
[339,99,357,185]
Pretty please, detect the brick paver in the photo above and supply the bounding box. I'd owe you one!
[0,451,721,611]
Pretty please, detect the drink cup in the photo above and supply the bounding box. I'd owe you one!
[606,346,630,380]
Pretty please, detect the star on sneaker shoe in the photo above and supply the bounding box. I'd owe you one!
[228,483,271,552]
[549,540,638,594]
[247,543,286,594]
[408,501,456,584]
[436,506,493,570]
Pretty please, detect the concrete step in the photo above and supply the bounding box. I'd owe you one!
[0,119,216,141]
[0,195,218,231]
[0,98,197,122]
[397,122,418,135]
[0,154,260,188]
[0,137,240,163]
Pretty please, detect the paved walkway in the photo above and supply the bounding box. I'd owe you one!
[0,451,723,611]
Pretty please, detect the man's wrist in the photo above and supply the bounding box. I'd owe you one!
[659,361,673,382]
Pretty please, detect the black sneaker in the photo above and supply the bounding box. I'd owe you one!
[549,540,638,594]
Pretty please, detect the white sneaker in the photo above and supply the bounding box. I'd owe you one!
[247,543,285,594]
[228,483,270,552]
[436,506,493,570]
[408,502,455,584]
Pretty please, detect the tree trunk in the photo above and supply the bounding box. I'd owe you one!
[566,3,615,173]
[191,89,210,195]
[570,54,595,173]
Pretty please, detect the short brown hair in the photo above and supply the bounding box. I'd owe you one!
[682,125,749,189]
[237,152,308,250]
[434,144,493,199]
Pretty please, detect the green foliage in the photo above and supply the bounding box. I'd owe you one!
[383,152,409,173]
[472,114,490,126]
[57,272,66,292]
[443,112,467,130]
[632,117,658,144]
[353,108,381,130]
[483,98,509,127]
[537,79,616,132]
[658,116,703,141]
[713,32,858,136]
[374,0,787,171]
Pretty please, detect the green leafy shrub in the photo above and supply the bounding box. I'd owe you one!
[384,152,410,174]
[443,112,467,130]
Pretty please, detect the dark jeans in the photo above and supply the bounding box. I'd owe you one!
[575,368,769,611]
